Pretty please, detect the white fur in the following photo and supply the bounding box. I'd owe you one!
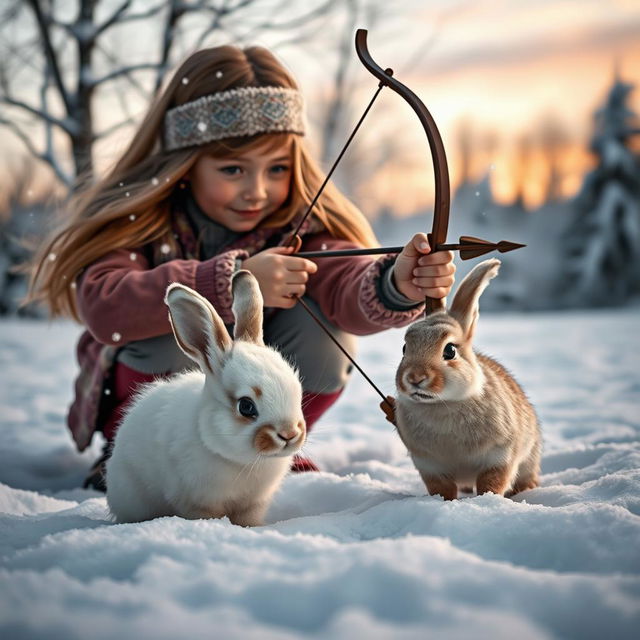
[106,272,305,525]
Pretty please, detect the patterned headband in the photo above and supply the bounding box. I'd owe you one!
[163,86,305,150]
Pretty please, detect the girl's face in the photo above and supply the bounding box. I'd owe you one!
[188,140,292,232]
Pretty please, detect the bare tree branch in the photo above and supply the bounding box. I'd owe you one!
[92,63,163,88]
[1,0,364,192]
[94,0,132,38]
[154,0,186,94]
[25,0,73,114]
[0,116,72,186]
[95,116,138,139]
[1,95,78,136]
[94,41,152,101]
[111,2,166,24]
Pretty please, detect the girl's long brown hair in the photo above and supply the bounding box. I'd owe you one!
[27,45,377,321]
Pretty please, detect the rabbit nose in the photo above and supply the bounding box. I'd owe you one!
[277,427,299,443]
[407,371,429,388]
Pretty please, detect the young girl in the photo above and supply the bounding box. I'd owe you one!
[28,45,455,491]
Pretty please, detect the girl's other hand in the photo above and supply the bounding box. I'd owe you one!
[392,233,455,302]
[242,246,318,308]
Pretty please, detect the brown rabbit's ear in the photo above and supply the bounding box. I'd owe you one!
[449,259,501,340]
[231,270,264,345]
[165,283,232,376]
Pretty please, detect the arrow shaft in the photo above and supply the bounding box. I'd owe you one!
[296,243,489,259]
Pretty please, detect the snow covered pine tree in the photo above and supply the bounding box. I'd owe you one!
[559,75,640,306]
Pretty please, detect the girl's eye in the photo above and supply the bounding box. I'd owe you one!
[443,343,457,360]
[270,164,290,174]
[237,396,258,419]
[220,166,242,176]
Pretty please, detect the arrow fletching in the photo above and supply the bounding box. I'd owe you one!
[458,236,496,259]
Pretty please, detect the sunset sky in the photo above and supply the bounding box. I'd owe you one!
[2,0,639,217]
[279,0,640,215]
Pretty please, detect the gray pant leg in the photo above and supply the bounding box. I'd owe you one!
[263,297,356,394]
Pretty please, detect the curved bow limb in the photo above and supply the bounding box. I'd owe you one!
[356,29,450,313]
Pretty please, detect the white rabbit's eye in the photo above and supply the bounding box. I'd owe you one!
[402,344,406,355]
[443,343,457,360]
[238,397,258,419]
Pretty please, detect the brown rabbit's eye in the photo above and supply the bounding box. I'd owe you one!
[443,343,457,360]
[238,397,258,419]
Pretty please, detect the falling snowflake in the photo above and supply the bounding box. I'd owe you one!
[181,77,189,85]
[129,214,136,221]
[48,253,56,261]
[112,332,122,342]
[119,182,124,187]
[215,70,223,79]
[125,192,130,197]
[321,243,327,250]
[151,177,159,186]
[475,191,480,197]
[104,388,111,396]
[70,282,77,290]
[160,244,171,255]
[197,122,207,132]
[130,253,137,261]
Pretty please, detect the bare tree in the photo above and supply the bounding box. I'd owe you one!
[0,0,339,189]
[310,0,450,210]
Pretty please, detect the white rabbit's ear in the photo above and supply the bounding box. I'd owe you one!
[231,270,264,345]
[165,283,232,375]
[449,259,500,340]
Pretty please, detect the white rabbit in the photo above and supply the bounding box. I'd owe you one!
[106,270,306,525]
[388,258,541,500]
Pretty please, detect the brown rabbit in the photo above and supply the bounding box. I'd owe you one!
[389,258,541,500]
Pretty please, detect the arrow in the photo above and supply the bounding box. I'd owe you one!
[296,236,526,260]
[439,236,526,260]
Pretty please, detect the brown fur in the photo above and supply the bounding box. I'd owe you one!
[393,260,542,501]
[420,472,458,501]
[476,466,511,495]
[254,425,277,453]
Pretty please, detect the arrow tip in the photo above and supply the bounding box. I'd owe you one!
[497,241,526,253]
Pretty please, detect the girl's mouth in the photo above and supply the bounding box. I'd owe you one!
[231,208,263,217]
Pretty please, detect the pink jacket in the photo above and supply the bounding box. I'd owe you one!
[68,203,424,450]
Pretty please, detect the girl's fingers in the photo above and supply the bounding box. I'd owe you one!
[418,250,454,266]
[286,284,307,298]
[421,286,450,299]
[412,276,455,289]
[413,263,456,278]
[285,257,318,273]
[403,233,431,257]
[285,271,309,285]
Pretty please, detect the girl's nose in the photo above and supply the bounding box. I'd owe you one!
[243,175,267,201]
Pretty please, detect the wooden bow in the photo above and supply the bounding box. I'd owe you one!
[293,29,525,314]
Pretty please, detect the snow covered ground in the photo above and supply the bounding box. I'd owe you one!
[1,308,639,639]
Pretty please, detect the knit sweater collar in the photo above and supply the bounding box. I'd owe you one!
[184,191,240,258]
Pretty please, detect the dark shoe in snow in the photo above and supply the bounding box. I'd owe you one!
[82,444,111,493]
